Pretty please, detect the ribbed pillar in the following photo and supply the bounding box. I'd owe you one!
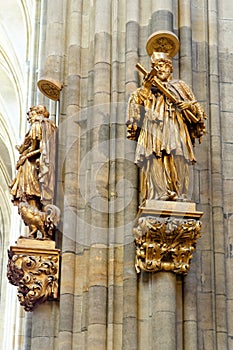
[152,273,177,350]
[183,268,198,350]
[138,273,152,350]
[207,0,228,348]
[85,1,111,349]
[40,0,65,83]
[151,0,174,32]
[31,303,59,350]
[125,0,140,96]
[29,1,66,348]
[219,0,233,346]
[176,276,183,350]
[106,0,126,349]
[57,0,82,349]
[123,1,139,349]
[178,2,198,349]
[29,0,44,105]
[179,0,192,84]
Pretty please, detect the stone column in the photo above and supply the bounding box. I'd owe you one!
[85,1,111,349]
[178,2,199,349]
[28,1,66,349]
[134,200,203,350]
[138,272,177,350]
[207,0,227,347]
[152,273,177,350]
[123,1,140,349]
[151,0,174,32]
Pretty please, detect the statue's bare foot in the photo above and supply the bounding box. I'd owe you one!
[167,191,178,201]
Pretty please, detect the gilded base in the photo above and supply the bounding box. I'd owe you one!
[7,239,60,311]
[134,200,203,275]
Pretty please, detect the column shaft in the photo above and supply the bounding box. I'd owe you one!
[152,272,177,350]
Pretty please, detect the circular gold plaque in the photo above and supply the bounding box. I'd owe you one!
[37,78,63,101]
[146,30,180,57]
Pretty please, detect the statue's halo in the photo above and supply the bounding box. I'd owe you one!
[146,30,180,57]
[37,78,63,101]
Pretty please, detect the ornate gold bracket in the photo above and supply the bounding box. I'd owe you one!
[7,238,60,311]
[133,200,203,275]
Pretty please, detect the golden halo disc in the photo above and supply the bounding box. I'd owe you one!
[146,30,180,57]
[37,78,63,101]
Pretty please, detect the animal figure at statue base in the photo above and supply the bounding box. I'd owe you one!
[18,201,60,239]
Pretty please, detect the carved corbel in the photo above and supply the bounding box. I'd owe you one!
[133,200,203,275]
[7,239,60,311]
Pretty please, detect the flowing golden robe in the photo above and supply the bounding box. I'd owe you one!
[10,117,57,207]
[127,79,206,202]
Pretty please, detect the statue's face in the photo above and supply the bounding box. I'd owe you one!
[27,110,37,124]
[154,61,172,81]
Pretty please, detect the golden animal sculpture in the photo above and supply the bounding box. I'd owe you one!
[18,202,60,239]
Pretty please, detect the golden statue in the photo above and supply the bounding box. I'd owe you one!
[126,31,207,203]
[9,105,60,239]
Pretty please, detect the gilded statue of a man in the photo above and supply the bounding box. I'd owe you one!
[10,105,60,239]
[126,31,207,203]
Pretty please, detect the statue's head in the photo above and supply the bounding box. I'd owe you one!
[151,52,173,70]
[27,106,37,123]
[151,52,173,81]
[36,105,50,118]
[146,31,179,81]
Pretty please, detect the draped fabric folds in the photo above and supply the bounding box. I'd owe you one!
[127,80,206,201]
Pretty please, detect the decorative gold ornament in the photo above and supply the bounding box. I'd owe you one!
[7,239,60,311]
[146,30,180,57]
[37,78,62,101]
[133,201,203,274]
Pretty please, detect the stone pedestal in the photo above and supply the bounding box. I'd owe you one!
[133,200,203,274]
[7,238,60,311]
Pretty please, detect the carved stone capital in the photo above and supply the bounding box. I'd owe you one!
[7,238,60,311]
[133,200,203,274]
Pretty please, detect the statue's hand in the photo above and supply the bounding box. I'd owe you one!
[176,101,191,110]
[16,155,26,169]
[15,144,24,153]
[126,122,138,140]
[143,74,154,90]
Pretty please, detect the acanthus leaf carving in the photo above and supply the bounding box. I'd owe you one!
[7,248,59,311]
[133,216,202,274]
